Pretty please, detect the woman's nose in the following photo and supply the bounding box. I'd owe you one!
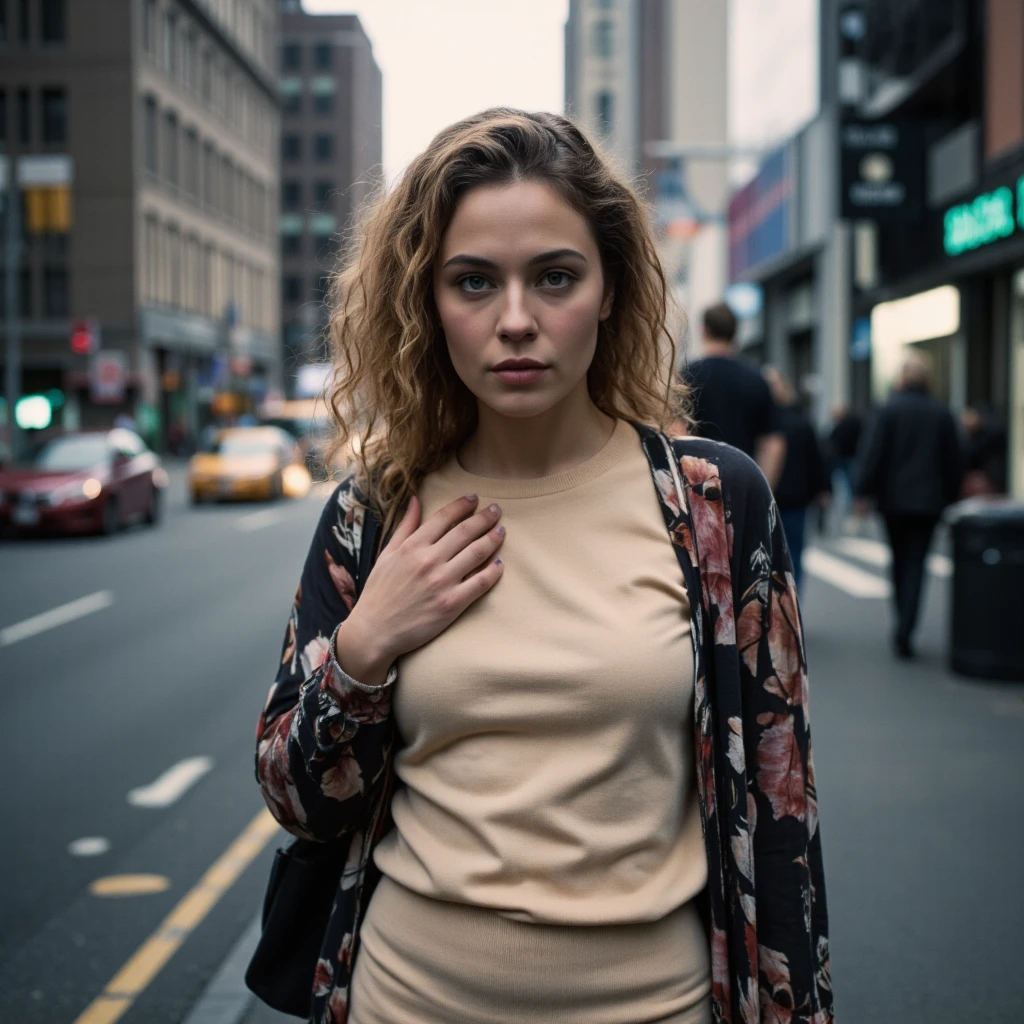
[496,283,538,341]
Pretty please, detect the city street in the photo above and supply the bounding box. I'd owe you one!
[1,471,1022,1024]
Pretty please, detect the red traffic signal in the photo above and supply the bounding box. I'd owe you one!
[70,319,97,355]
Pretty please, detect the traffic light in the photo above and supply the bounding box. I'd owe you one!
[70,319,98,355]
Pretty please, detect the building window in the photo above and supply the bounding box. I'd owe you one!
[203,141,215,206]
[0,3,6,43]
[43,268,69,316]
[0,92,7,142]
[593,18,614,58]
[595,90,614,136]
[201,49,212,102]
[184,127,199,197]
[41,87,67,143]
[141,0,156,54]
[163,12,177,74]
[281,41,301,70]
[313,93,332,116]
[313,42,332,69]
[41,0,66,43]
[17,87,30,142]
[313,134,333,161]
[280,77,302,115]
[312,180,333,205]
[17,0,29,42]
[282,133,301,161]
[281,233,301,256]
[143,95,158,173]
[222,155,234,218]
[282,179,301,206]
[283,276,302,302]
[184,30,198,90]
[164,111,179,185]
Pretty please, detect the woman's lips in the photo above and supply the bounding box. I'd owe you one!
[492,366,548,385]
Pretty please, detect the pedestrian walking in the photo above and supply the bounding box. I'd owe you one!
[680,303,786,488]
[855,352,963,659]
[825,404,862,528]
[251,110,832,1024]
[763,368,831,593]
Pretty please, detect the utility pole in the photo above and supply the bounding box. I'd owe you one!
[2,153,21,461]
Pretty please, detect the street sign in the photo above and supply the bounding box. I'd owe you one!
[90,351,127,404]
[840,121,924,222]
[16,154,74,187]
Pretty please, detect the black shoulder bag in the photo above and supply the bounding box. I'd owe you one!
[245,506,381,1018]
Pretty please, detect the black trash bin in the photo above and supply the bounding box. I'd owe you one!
[946,499,1024,681]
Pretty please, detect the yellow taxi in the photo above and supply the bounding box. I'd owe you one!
[188,426,311,503]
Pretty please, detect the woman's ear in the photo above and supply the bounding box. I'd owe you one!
[599,285,615,322]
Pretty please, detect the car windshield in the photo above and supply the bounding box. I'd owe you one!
[33,436,109,471]
[208,435,275,456]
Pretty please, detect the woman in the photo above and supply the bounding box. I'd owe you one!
[256,110,831,1024]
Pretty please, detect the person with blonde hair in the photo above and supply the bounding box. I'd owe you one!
[254,109,831,1024]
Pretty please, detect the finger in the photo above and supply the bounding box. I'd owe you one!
[385,496,421,549]
[445,524,505,580]
[416,493,480,545]
[434,503,503,562]
[452,555,504,610]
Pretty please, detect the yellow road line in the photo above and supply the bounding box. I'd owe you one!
[74,808,279,1024]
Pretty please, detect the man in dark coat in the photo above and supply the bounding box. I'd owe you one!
[855,352,964,658]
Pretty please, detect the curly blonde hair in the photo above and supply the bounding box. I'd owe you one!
[326,108,682,528]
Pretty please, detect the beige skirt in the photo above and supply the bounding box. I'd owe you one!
[349,876,712,1024]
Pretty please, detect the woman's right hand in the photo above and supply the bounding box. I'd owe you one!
[333,494,505,686]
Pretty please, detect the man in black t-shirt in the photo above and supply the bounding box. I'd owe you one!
[680,303,786,488]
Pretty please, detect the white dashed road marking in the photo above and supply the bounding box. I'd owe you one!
[834,536,953,578]
[804,548,891,598]
[69,837,111,857]
[235,508,286,532]
[0,590,115,647]
[127,756,215,808]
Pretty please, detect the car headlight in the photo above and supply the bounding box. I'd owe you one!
[48,478,103,505]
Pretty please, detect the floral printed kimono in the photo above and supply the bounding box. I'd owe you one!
[255,425,833,1024]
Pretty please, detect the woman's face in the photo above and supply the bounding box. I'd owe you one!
[433,179,613,421]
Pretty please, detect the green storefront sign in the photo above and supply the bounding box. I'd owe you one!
[944,176,1024,256]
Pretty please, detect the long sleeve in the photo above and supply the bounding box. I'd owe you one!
[734,462,833,1023]
[255,477,394,842]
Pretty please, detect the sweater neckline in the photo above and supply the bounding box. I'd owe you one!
[437,419,635,499]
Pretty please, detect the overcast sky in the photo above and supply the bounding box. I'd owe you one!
[303,0,818,181]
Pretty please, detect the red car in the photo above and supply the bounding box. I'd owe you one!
[0,429,168,536]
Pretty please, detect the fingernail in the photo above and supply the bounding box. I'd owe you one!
[465,493,477,502]
[496,525,505,536]
[488,504,500,514]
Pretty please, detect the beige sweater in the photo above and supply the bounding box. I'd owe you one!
[374,419,708,925]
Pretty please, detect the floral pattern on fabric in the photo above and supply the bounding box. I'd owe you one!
[254,432,832,1024]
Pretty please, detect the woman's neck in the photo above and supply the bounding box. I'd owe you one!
[458,388,616,480]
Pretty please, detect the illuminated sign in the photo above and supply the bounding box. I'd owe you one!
[944,178,1023,256]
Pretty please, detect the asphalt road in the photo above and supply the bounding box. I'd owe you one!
[1,474,1022,1024]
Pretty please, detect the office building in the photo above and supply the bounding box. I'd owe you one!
[1,0,282,451]
[564,0,729,336]
[277,2,381,386]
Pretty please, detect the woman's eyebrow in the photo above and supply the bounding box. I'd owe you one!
[442,248,588,270]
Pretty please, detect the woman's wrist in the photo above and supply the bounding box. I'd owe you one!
[333,616,396,689]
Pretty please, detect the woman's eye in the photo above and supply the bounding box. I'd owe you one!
[459,274,491,293]
[541,270,572,288]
